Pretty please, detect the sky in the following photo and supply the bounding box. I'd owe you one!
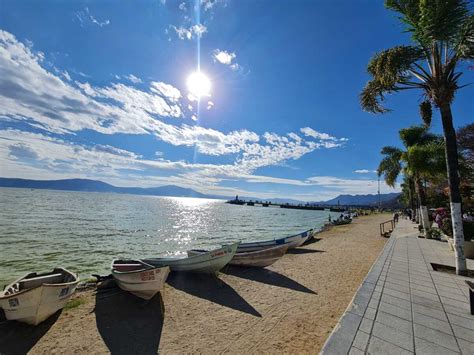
[0,0,472,201]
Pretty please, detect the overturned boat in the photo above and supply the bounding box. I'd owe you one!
[0,268,79,325]
[111,260,170,300]
[143,242,239,273]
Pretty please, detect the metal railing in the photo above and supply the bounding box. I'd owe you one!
[380,220,395,237]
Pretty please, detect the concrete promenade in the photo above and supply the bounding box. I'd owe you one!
[321,218,474,354]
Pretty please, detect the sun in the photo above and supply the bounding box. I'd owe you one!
[187,71,211,98]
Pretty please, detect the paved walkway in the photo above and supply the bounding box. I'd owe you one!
[321,219,474,354]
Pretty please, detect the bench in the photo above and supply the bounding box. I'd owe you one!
[467,281,474,315]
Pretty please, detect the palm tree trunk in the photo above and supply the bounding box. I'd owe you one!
[440,104,466,275]
[415,177,430,234]
[409,178,416,221]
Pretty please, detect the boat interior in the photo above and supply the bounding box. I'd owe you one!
[3,269,74,295]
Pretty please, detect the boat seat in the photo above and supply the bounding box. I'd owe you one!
[19,273,63,289]
[114,263,143,267]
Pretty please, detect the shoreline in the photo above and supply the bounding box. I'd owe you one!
[0,213,390,354]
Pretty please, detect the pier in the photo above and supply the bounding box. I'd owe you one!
[226,198,373,213]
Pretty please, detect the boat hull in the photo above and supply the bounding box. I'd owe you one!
[112,262,170,300]
[228,243,290,267]
[0,268,79,326]
[237,229,312,253]
[144,243,239,273]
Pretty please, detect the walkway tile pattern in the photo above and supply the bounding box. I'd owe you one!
[321,219,474,354]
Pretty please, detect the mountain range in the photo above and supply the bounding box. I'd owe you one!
[312,193,401,206]
[0,177,400,206]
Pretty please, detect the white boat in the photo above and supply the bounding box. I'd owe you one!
[237,229,312,253]
[285,229,313,248]
[143,242,239,273]
[0,268,79,326]
[111,260,170,300]
[188,243,290,268]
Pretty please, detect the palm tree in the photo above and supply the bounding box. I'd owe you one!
[378,126,445,233]
[360,0,472,275]
[400,175,417,221]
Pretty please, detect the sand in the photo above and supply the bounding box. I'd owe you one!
[0,214,389,355]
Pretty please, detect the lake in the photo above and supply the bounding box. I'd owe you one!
[0,187,338,284]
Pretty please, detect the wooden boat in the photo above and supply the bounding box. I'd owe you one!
[111,260,170,300]
[332,219,352,226]
[143,242,239,273]
[0,268,79,325]
[189,243,290,268]
[237,229,312,253]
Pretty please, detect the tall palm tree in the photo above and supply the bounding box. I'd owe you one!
[360,0,472,275]
[378,126,444,233]
[400,175,417,221]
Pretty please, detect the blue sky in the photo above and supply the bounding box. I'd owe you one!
[0,0,472,201]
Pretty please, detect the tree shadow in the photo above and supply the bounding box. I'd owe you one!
[94,287,164,355]
[0,309,60,355]
[223,267,317,295]
[286,248,325,254]
[166,273,261,317]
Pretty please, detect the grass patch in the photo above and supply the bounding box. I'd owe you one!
[64,297,86,311]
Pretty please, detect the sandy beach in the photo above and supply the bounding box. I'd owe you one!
[0,214,390,354]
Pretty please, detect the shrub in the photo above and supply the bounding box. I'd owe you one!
[440,218,473,241]
[426,228,442,240]
[441,218,453,237]
[464,221,473,242]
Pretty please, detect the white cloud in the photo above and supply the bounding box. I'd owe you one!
[125,74,142,84]
[354,169,376,174]
[113,74,143,84]
[207,101,214,110]
[75,7,110,28]
[178,2,187,11]
[170,24,207,40]
[213,49,235,65]
[151,82,181,102]
[300,127,336,141]
[212,49,242,71]
[305,176,399,195]
[201,0,226,11]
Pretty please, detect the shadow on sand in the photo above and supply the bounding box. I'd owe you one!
[286,248,324,254]
[303,237,322,246]
[224,267,317,295]
[0,309,60,355]
[95,288,164,355]
[166,273,261,317]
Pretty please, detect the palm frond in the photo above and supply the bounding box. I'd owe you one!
[361,46,424,113]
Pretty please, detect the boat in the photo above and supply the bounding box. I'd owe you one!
[236,229,312,253]
[332,218,352,226]
[0,268,79,325]
[188,243,290,268]
[284,229,313,248]
[111,260,170,300]
[143,242,239,273]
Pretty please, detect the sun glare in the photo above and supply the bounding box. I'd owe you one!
[187,71,211,98]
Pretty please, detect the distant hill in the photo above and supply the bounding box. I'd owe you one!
[0,178,218,199]
[313,192,401,206]
[0,177,402,206]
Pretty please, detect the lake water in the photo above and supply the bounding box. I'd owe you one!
[0,187,339,284]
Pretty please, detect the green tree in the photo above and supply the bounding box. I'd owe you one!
[378,126,445,233]
[361,0,473,275]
